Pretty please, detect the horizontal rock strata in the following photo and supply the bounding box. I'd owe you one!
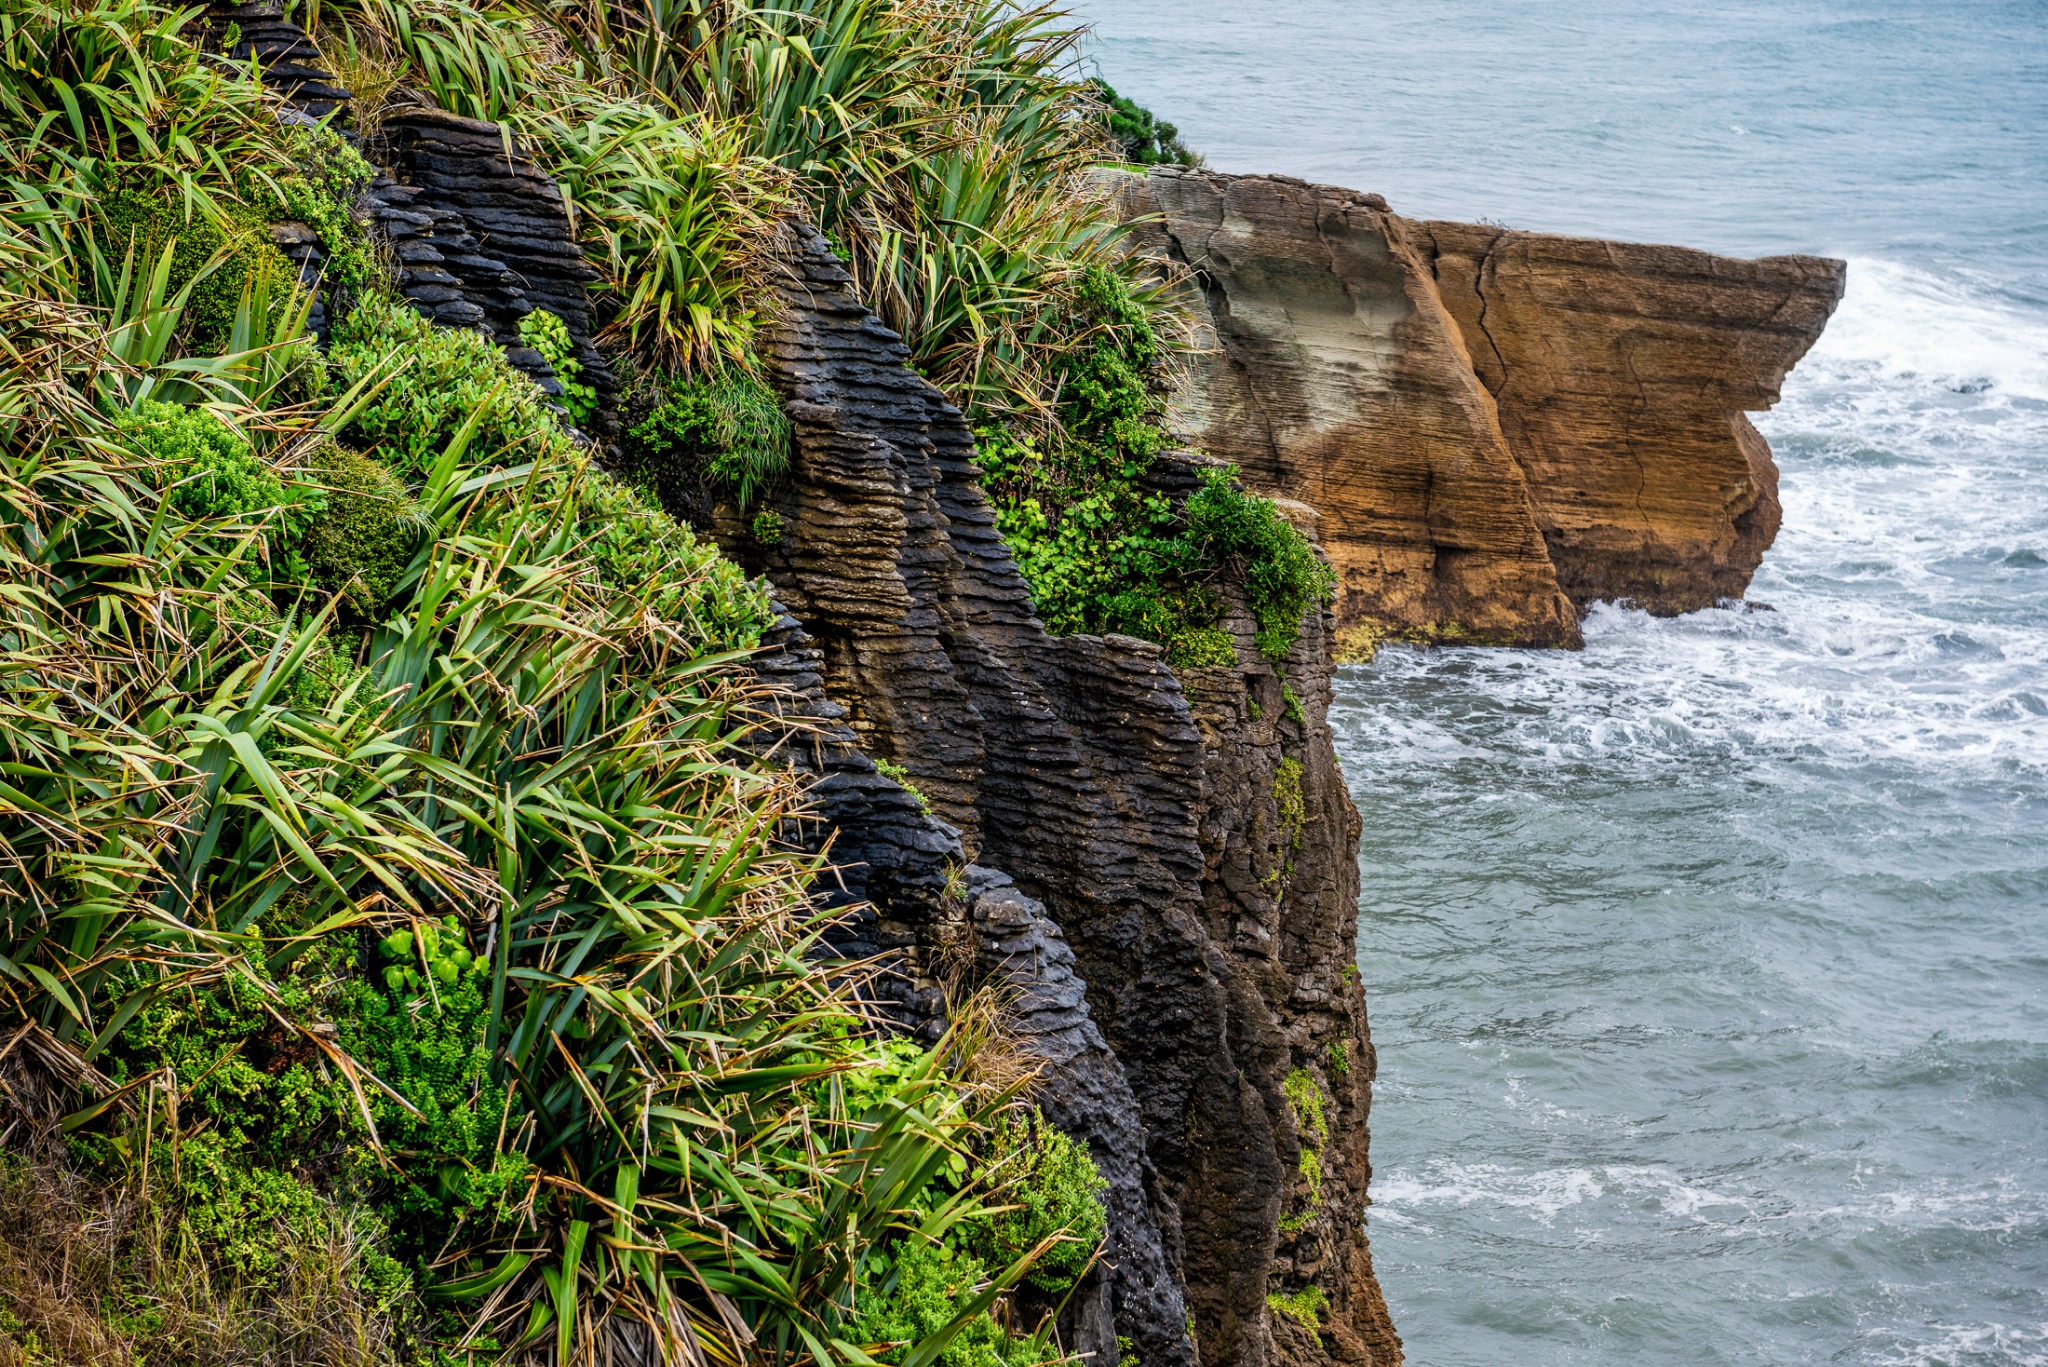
[1114,168,1845,643]
[722,226,1399,1367]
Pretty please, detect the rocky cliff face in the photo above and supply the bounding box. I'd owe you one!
[205,16,1853,1365]
[722,228,1399,1367]
[1114,169,1845,644]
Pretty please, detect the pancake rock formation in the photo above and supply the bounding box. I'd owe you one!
[1114,168,1847,647]
[720,228,1401,1367]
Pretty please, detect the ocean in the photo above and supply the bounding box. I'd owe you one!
[1062,2,2048,1363]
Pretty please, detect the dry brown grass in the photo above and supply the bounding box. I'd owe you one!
[0,1045,406,1367]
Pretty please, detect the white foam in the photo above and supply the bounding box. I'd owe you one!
[1373,1162,1757,1224]
[1796,258,2048,406]
[1865,1321,2048,1367]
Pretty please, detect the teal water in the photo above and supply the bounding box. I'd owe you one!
[1068,2,2048,1363]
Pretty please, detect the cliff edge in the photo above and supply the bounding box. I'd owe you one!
[1114,169,1846,645]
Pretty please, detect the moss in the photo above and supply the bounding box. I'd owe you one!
[1333,620,1386,666]
[268,124,378,293]
[95,187,298,354]
[1283,1068,1327,1147]
[1167,625,1236,670]
[288,441,425,620]
[1327,1038,1351,1078]
[1273,758,1306,852]
[1282,683,1304,725]
[1278,1067,1329,1234]
[1265,1286,1327,1332]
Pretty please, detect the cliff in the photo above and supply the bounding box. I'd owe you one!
[724,229,1399,1367]
[266,37,1401,1353]
[1113,169,1846,645]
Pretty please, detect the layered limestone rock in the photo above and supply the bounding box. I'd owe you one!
[1114,168,1845,643]
[719,227,1400,1367]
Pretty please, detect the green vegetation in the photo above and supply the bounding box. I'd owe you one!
[973,268,1332,665]
[289,440,426,620]
[94,186,300,353]
[1278,1067,1328,1235]
[1085,78,1200,167]
[1274,758,1307,851]
[0,0,1310,1358]
[0,6,1110,1363]
[517,306,598,424]
[962,1111,1108,1295]
[875,756,934,814]
[1265,1285,1328,1333]
[624,363,793,510]
[1328,1038,1352,1078]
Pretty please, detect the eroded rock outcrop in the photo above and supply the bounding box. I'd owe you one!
[716,228,1399,1367]
[1114,168,1845,642]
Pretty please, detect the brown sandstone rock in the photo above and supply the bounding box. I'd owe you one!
[1115,169,1844,641]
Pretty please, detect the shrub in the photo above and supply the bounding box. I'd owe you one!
[572,462,774,650]
[327,293,575,477]
[853,1239,1059,1367]
[1183,472,1335,663]
[112,399,283,521]
[1084,79,1200,167]
[962,1110,1108,1296]
[289,440,425,619]
[624,363,791,509]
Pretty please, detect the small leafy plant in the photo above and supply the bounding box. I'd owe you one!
[517,307,598,424]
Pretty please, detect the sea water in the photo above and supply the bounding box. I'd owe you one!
[1063,2,2048,1363]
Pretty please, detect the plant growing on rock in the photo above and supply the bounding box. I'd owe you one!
[517,305,598,424]
[973,267,1333,666]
